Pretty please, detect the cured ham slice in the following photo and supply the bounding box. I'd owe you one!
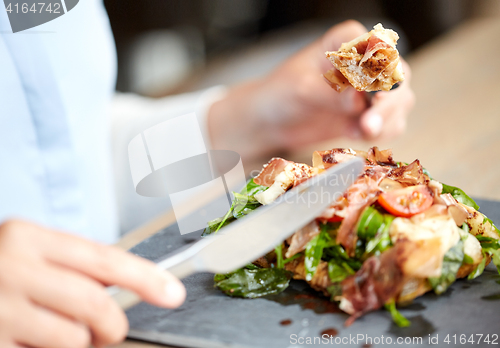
[366,146,396,166]
[254,162,318,205]
[335,166,389,255]
[340,241,411,325]
[388,159,428,186]
[285,221,320,258]
[253,157,291,187]
[312,148,359,169]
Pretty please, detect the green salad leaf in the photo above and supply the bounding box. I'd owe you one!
[428,240,464,294]
[476,235,500,248]
[242,178,268,196]
[232,192,261,219]
[468,250,488,280]
[441,183,479,210]
[475,236,500,275]
[384,299,411,327]
[327,260,355,283]
[304,226,331,281]
[323,244,363,271]
[232,179,268,218]
[202,215,236,236]
[482,215,500,237]
[357,206,395,256]
[326,283,343,300]
[463,254,474,265]
[202,179,267,236]
[214,266,292,298]
[283,253,302,265]
[275,243,284,269]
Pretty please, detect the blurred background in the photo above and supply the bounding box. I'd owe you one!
[104,0,498,96]
[104,0,500,237]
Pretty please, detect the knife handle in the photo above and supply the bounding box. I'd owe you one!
[107,286,142,310]
[107,249,200,310]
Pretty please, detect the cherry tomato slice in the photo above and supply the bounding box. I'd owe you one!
[326,215,343,223]
[378,185,433,217]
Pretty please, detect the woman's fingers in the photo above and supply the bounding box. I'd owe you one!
[17,259,128,347]
[24,222,186,309]
[0,220,184,348]
[360,87,414,139]
[359,59,415,140]
[5,295,91,348]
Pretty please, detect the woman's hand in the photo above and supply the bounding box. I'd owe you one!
[208,20,415,160]
[0,219,186,348]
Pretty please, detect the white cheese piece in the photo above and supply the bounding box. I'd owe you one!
[390,215,461,278]
[254,171,291,205]
[458,228,483,264]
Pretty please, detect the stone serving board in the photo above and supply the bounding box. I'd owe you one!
[126,198,500,348]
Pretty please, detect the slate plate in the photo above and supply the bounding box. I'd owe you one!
[126,198,500,348]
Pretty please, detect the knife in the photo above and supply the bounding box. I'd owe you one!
[109,157,364,310]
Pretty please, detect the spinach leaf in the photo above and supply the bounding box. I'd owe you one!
[475,235,500,247]
[482,215,500,237]
[326,283,343,300]
[241,178,268,196]
[358,206,395,256]
[202,215,236,236]
[487,248,500,274]
[203,179,267,236]
[323,245,363,271]
[476,236,500,275]
[232,192,261,219]
[304,225,331,281]
[214,267,292,298]
[441,183,479,210]
[327,260,355,283]
[232,179,268,218]
[468,250,487,280]
[463,254,474,265]
[275,243,284,269]
[357,206,385,240]
[384,299,411,327]
[428,240,464,294]
[283,253,302,264]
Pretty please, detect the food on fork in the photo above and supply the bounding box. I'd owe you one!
[203,147,500,327]
[324,24,405,92]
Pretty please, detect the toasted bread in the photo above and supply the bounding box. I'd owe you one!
[325,23,404,92]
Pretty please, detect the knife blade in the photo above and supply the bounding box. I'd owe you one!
[110,157,364,309]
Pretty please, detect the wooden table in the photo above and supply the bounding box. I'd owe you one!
[112,16,500,348]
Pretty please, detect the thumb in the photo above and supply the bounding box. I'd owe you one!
[319,20,368,74]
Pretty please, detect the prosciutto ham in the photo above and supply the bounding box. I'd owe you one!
[359,34,394,65]
[312,148,359,169]
[285,221,320,258]
[335,166,389,255]
[388,159,428,186]
[366,146,396,166]
[340,240,412,325]
[285,256,332,296]
[253,157,291,187]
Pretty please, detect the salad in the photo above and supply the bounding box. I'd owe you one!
[203,147,500,327]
